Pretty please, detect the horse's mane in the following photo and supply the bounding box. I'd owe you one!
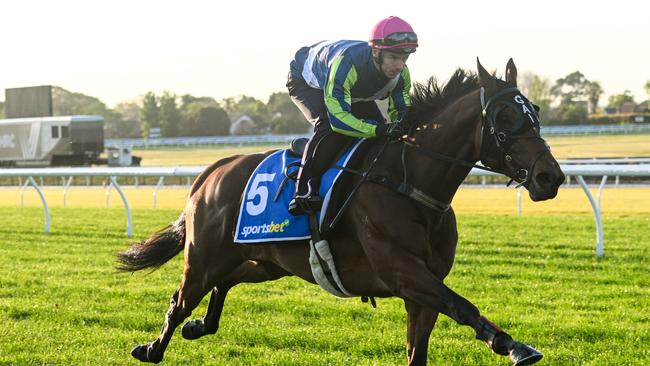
[406,69,480,125]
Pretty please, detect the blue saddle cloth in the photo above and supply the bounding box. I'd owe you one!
[234,139,364,244]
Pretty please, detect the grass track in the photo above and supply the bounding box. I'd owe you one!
[137,146,282,166]
[0,208,648,365]
[543,134,650,158]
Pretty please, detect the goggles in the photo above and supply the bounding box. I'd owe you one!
[373,32,418,46]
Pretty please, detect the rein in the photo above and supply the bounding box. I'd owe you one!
[400,140,510,176]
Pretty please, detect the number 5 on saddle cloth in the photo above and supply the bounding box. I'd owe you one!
[233,138,365,244]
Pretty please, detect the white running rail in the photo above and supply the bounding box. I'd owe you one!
[1,164,649,257]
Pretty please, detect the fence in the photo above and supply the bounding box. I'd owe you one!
[541,123,650,136]
[1,164,649,257]
[105,134,309,149]
[103,123,650,149]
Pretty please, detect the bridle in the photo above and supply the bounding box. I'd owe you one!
[477,86,551,187]
[401,86,551,189]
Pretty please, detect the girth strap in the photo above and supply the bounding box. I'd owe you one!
[307,213,354,298]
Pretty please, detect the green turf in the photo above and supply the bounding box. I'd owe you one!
[0,208,648,365]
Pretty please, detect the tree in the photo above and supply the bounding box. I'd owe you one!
[114,101,141,122]
[557,103,588,124]
[266,92,309,134]
[644,80,650,101]
[177,95,227,136]
[267,92,297,117]
[181,102,231,136]
[52,86,108,116]
[159,92,180,137]
[547,71,603,123]
[140,92,160,138]
[193,106,231,136]
[112,102,143,138]
[550,71,589,104]
[222,95,270,131]
[607,90,635,110]
[51,86,134,138]
[584,81,603,114]
[271,115,311,134]
[179,94,220,110]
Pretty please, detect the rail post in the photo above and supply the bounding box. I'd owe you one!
[153,176,164,208]
[576,176,604,257]
[63,176,73,208]
[27,176,51,234]
[109,176,133,237]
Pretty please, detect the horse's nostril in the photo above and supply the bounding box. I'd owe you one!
[535,172,552,186]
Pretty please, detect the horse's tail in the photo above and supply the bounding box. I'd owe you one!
[116,213,186,272]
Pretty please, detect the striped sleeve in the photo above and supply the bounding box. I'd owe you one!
[388,65,412,122]
[324,55,379,138]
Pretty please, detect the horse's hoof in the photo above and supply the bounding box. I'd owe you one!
[131,344,162,364]
[509,341,543,366]
[182,319,205,340]
[131,344,150,362]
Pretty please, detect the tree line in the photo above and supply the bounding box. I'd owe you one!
[520,73,650,125]
[0,87,310,139]
[0,75,647,138]
[87,89,310,139]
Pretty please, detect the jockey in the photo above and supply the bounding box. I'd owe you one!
[287,16,418,216]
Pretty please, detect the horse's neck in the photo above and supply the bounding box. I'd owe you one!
[406,90,482,204]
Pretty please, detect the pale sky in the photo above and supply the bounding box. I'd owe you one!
[1,0,648,108]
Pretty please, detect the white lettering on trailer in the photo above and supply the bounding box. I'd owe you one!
[0,134,15,148]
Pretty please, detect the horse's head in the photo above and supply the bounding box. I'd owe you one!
[476,58,565,201]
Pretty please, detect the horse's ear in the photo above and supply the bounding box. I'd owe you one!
[505,58,517,86]
[477,57,496,91]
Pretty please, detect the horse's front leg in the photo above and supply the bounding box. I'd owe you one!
[404,299,439,366]
[397,252,541,365]
[359,219,542,365]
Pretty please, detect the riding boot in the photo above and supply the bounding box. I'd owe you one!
[288,154,323,216]
[288,179,323,216]
[288,125,352,216]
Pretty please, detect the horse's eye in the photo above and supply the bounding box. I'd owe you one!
[496,108,517,131]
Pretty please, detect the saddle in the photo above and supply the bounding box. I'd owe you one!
[289,137,308,158]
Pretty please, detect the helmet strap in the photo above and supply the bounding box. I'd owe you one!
[372,50,384,71]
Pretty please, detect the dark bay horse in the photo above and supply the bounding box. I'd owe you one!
[118,59,565,365]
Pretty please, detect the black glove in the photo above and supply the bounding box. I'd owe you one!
[376,122,404,141]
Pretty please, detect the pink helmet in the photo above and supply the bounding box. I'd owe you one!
[369,16,418,53]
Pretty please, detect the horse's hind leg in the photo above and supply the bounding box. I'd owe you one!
[182,260,289,340]
[131,271,213,363]
[131,232,244,363]
[181,286,227,340]
[404,299,439,366]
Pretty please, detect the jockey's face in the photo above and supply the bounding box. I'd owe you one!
[374,50,410,79]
